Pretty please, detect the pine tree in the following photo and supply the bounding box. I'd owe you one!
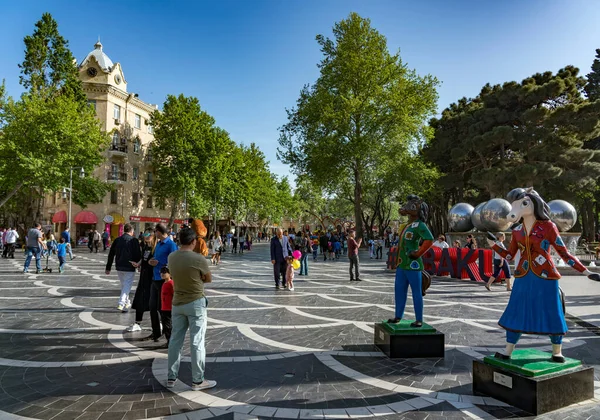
[585,48,600,101]
[18,12,87,107]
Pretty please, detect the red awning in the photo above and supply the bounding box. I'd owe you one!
[74,211,97,224]
[52,210,67,223]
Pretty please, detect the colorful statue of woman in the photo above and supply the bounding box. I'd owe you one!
[388,195,434,327]
[488,188,600,362]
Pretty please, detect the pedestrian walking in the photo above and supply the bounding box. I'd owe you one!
[270,228,292,289]
[92,229,101,253]
[210,232,222,265]
[128,227,156,334]
[148,224,178,342]
[299,231,310,276]
[102,230,110,251]
[486,232,513,292]
[57,238,68,273]
[105,224,141,312]
[348,230,362,281]
[23,223,45,274]
[61,228,74,260]
[160,266,173,348]
[166,227,216,391]
[3,227,18,259]
[231,235,238,253]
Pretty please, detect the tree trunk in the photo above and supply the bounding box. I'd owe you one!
[581,198,595,241]
[0,181,24,209]
[353,165,364,240]
[168,198,178,229]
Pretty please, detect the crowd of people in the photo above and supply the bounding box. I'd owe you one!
[105,219,216,392]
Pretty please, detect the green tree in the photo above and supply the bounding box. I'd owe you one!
[150,94,216,226]
[19,12,87,107]
[278,13,438,238]
[585,48,600,101]
[0,13,109,230]
[425,67,600,239]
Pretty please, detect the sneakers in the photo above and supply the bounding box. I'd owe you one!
[125,303,132,309]
[117,304,124,311]
[289,287,295,291]
[192,380,217,391]
[126,323,142,332]
[166,379,177,388]
[275,285,281,289]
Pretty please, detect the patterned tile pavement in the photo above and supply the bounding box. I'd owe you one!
[0,242,599,419]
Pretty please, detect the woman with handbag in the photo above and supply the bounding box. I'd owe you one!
[128,227,156,334]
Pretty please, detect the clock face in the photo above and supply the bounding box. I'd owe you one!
[114,75,122,85]
[87,67,97,77]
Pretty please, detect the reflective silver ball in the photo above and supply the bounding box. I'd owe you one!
[448,203,474,232]
[548,200,577,232]
[471,202,487,231]
[480,198,512,231]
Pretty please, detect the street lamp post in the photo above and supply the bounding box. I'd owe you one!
[63,167,85,236]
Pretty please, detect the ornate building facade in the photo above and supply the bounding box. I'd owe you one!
[45,41,185,243]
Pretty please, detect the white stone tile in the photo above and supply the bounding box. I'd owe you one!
[274,408,301,419]
[405,397,432,410]
[249,406,278,417]
[386,401,413,413]
[436,392,460,402]
[299,409,325,419]
[322,408,349,418]
[344,407,371,418]
[366,405,395,415]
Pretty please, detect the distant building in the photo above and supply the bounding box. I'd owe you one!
[43,41,185,243]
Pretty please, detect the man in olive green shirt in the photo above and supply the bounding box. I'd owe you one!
[166,227,216,391]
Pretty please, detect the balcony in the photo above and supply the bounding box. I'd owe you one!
[144,179,154,188]
[107,171,128,184]
[108,144,128,158]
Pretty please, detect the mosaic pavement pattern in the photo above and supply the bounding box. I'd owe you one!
[0,242,599,420]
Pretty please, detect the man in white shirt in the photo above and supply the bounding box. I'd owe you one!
[3,227,19,258]
[432,235,449,249]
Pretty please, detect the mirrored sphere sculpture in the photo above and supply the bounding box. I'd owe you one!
[471,201,488,231]
[448,203,474,232]
[480,198,512,232]
[548,200,577,232]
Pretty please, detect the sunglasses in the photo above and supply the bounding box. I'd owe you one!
[143,233,153,237]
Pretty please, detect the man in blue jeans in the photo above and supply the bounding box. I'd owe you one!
[166,227,216,391]
[24,223,45,273]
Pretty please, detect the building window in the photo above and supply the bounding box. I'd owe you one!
[147,195,153,209]
[158,197,166,210]
[132,192,139,207]
[113,104,121,121]
[133,137,141,153]
[132,167,139,180]
[146,147,153,162]
[148,124,153,134]
[110,190,118,204]
[134,114,141,129]
[145,171,153,187]
[112,132,119,147]
[87,100,96,111]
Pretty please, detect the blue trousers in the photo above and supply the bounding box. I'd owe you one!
[300,253,308,275]
[24,246,42,271]
[506,331,562,345]
[395,268,423,321]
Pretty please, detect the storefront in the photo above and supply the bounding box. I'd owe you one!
[51,210,68,235]
[74,211,97,246]
[104,212,126,241]
[129,216,185,233]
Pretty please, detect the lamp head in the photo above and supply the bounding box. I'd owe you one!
[79,168,85,178]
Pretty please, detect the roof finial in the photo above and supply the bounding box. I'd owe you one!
[94,37,102,50]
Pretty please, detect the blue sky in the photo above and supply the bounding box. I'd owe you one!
[2,1,600,179]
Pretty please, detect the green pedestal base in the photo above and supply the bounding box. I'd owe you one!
[374,322,444,359]
[484,349,581,378]
[474,352,593,414]
[380,319,437,335]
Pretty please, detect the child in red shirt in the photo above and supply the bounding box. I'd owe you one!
[159,266,173,347]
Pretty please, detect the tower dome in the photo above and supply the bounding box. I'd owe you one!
[79,40,114,72]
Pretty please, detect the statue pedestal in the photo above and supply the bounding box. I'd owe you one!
[374,320,444,359]
[473,349,594,415]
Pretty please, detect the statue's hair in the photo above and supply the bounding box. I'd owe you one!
[406,194,429,223]
[506,187,550,221]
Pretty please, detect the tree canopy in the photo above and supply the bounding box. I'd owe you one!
[279,12,438,238]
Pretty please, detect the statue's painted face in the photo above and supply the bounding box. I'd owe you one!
[508,196,534,223]
[400,197,420,217]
